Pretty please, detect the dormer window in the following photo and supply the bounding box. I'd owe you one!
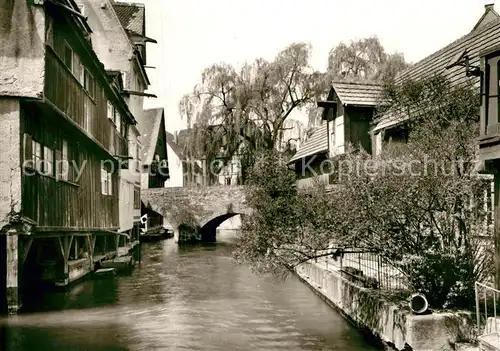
[483,49,500,134]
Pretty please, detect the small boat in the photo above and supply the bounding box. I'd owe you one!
[101,255,134,272]
[94,268,116,278]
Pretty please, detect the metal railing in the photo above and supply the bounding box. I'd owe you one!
[318,248,408,291]
[475,281,500,336]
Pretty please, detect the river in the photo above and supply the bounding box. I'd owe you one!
[0,237,380,351]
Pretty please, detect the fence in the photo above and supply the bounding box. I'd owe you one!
[475,281,500,336]
[317,248,408,292]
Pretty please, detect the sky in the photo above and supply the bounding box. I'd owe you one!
[123,0,499,133]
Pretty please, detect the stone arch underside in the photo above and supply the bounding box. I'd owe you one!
[199,212,243,242]
[140,186,251,243]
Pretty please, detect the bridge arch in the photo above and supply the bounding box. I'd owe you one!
[141,185,251,244]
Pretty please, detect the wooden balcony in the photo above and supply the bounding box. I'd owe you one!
[44,48,127,157]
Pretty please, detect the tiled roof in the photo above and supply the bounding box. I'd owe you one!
[111,1,145,37]
[332,81,384,106]
[288,123,329,163]
[375,11,500,130]
[395,18,500,87]
[140,108,164,165]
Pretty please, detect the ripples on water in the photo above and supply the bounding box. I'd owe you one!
[0,238,380,351]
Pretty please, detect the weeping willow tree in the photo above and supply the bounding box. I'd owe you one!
[179,42,326,183]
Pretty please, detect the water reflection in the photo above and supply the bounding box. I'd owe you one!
[0,239,380,350]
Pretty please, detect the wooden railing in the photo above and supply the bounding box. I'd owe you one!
[45,48,127,157]
[475,282,500,345]
[45,48,95,132]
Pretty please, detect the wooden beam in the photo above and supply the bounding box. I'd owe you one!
[22,238,33,265]
[63,236,74,262]
[115,234,120,251]
[122,90,157,98]
[36,226,120,233]
[91,236,96,254]
[317,101,337,108]
[57,237,65,258]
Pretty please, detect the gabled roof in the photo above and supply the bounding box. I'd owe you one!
[111,1,145,37]
[396,12,500,87]
[288,123,329,164]
[140,108,164,165]
[166,132,184,159]
[472,4,500,31]
[374,6,500,131]
[332,81,385,107]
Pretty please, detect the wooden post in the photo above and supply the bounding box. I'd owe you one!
[6,235,19,314]
[495,173,500,289]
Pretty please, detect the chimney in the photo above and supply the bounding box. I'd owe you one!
[485,3,494,11]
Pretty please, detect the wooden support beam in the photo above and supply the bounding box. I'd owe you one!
[60,236,74,262]
[22,238,33,265]
[91,235,96,254]
[115,234,119,252]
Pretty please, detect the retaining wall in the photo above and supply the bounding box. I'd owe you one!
[296,261,475,351]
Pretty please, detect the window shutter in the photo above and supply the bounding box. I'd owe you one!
[23,134,32,165]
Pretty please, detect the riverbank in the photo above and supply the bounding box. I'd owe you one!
[295,261,477,351]
[1,241,378,350]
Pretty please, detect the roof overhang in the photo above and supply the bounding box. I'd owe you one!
[123,90,157,98]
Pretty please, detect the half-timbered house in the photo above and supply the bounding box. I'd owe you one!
[0,0,137,313]
[75,0,157,260]
[138,108,169,237]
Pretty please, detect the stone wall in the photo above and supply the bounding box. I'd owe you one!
[0,1,45,97]
[296,262,475,351]
[141,185,249,229]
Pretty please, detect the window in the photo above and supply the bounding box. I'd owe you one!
[84,69,94,97]
[84,98,92,131]
[136,144,141,171]
[134,187,140,209]
[43,146,54,176]
[107,102,114,121]
[116,112,121,132]
[32,140,42,172]
[101,167,112,195]
[61,140,69,181]
[72,53,84,85]
[64,43,73,69]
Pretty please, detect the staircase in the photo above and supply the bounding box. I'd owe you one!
[476,282,500,351]
[480,333,500,351]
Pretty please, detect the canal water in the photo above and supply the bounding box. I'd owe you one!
[0,237,380,350]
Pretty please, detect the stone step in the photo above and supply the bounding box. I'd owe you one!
[479,333,500,351]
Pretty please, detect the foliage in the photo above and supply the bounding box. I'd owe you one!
[307,36,410,127]
[235,75,493,310]
[327,36,410,83]
[179,43,325,183]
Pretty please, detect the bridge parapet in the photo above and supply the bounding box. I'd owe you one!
[141,185,251,242]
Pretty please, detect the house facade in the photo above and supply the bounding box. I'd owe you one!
[289,82,382,188]
[77,0,156,253]
[0,0,137,313]
[139,108,169,234]
[368,4,499,288]
[168,127,243,187]
[478,45,500,289]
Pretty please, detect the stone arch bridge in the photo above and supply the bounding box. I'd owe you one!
[141,186,251,243]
